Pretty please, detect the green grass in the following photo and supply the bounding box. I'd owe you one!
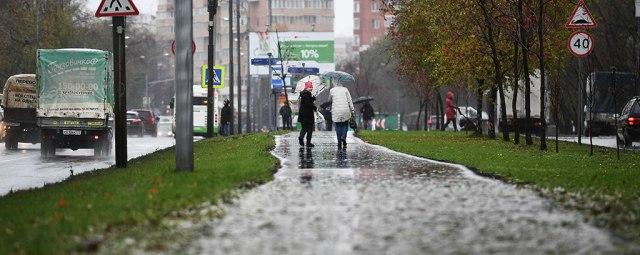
[360,131,640,241]
[0,133,279,254]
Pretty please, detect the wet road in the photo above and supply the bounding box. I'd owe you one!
[190,131,635,254]
[559,135,639,149]
[0,136,175,196]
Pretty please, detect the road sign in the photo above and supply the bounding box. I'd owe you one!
[172,40,196,55]
[568,31,594,57]
[251,58,282,66]
[272,77,283,90]
[565,0,597,29]
[201,64,226,89]
[95,0,139,17]
[288,67,320,74]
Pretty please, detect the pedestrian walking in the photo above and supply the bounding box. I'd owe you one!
[444,91,459,131]
[330,81,355,150]
[220,99,232,136]
[298,81,317,147]
[360,101,375,130]
[280,102,293,130]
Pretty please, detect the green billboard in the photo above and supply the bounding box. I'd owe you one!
[280,40,335,64]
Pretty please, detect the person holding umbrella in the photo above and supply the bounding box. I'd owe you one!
[298,81,317,147]
[329,77,355,150]
[444,91,459,131]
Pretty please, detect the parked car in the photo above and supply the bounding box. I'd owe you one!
[617,97,640,147]
[126,111,145,137]
[157,116,173,137]
[131,109,158,137]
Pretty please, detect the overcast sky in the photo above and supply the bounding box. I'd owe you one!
[85,0,354,37]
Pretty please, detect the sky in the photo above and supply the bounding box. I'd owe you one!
[85,0,354,37]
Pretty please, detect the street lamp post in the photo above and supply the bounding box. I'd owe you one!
[236,0,242,134]
[229,0,235,135]
[207,0,218,138]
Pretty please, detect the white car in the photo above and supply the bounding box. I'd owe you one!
[157,116,173,137]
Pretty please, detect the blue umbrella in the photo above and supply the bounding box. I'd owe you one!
[321,71,355,86]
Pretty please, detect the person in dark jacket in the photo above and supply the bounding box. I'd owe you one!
[298,81,317,147]
[360,101,375,130]
[220,99,232,136]
[280,101,292,130]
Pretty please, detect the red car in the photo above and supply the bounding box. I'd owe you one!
[131,109,159,137]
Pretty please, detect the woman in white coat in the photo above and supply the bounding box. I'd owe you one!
[329,82,355,150]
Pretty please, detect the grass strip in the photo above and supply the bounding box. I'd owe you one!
[359,131,640,242]
[0,133,279,254]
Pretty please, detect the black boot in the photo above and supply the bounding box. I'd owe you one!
[342,139,347,150]
[299,137,304,146]
[307,142,315,148]
[337,139,342,150]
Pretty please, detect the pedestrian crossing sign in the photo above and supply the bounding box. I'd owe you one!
[95,0,139,17]
[201,64,226,89]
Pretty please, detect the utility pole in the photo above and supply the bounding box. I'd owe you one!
[228,0,235,135]
[236,0,242,134]
[175,0,194,171]
[268,52,276,131]
[207,0,218,138]
[112,17,127,168]
[246,13,252,133]
[35,0,40,48]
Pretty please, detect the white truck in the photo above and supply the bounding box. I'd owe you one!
[1,74,40,149]
[37,49,114,157]
[497,71,549,135]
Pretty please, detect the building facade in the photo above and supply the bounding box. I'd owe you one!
[353,0,393,51]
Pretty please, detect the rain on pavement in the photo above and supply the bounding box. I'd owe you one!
[186,131,637,254]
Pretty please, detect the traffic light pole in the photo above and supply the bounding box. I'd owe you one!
[207,0,218,138]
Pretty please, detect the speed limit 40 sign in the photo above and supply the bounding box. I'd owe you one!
[568,31,594,57]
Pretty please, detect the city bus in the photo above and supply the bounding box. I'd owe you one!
[172,85,219,136]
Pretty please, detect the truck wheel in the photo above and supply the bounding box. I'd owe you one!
[41,139,55,158]
[5,136,18,150]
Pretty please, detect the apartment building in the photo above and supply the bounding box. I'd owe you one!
[353,0,393,51]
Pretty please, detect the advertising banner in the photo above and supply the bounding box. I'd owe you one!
[37,49,114,119]
[1,74,37,109]
[249,32,335,75]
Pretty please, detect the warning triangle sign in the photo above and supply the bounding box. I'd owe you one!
[95,0,140,17]
[565,0,597,29]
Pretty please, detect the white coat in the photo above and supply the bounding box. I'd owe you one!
[329,86,355,123]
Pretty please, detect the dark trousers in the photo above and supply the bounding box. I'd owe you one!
[299,123,313,143]
[282,116,292,130]
[445,118,458,131]
[335,121,349,141]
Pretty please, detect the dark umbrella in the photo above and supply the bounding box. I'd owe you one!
[320,101,332,109]
[353,96,374,104]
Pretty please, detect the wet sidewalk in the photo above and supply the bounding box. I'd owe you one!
[190,131,634,254]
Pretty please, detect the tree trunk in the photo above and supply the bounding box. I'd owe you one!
[537,0,547,150]
[437,89,445,131]
[518,0,533,145]
[416,100,424,131]
[512,37,521,144]
[476,81,484,135]
[488,87,497,138]
[424,99,429,130]
[478,0,506,140]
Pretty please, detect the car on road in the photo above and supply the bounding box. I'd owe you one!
[617,97,640,147]
[126,111,145,137]
[131,109,158,137]
[157,116,173,137]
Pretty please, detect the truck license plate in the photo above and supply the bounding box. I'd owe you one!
[62,130,82,136]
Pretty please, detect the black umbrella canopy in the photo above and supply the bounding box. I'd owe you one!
[353,96,374,104]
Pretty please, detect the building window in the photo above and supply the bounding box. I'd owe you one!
[354,1,360,13]
[354,35,360,46]
[354,18,359,30]
[371,2,380,12]
[372,19,380,29]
